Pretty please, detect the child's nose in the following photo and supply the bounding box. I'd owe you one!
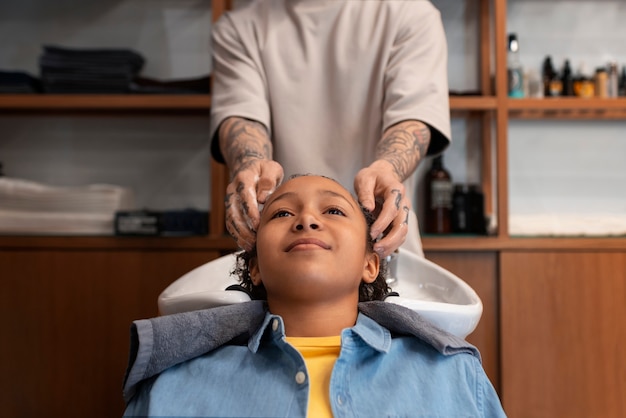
[295,223,319,231]
[294,211,321,231]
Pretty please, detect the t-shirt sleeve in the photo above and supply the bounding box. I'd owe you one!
[210,13,271,163]
[382,3,451,156]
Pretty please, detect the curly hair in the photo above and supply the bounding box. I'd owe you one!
[231,204,390,302]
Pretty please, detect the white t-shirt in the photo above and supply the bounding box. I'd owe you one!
[211,0,451,256]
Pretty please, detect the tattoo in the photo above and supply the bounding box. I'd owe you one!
[402,206,410,225]
[241,200,250,217]
[392,189,402,210]
[229,220,241,236]
[376,120,431,181]
[219,117,272,178]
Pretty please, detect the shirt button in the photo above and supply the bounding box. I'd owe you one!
[337,395,344,405]
[272,319,279,331]
[295,371,306,384]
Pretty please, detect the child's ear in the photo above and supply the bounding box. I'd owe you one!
[249,257,263,286]
[362,251,380,284]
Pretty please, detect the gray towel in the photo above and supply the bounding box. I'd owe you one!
[123,301,267,401]
[123,300,478,402]
[358,301,480,360]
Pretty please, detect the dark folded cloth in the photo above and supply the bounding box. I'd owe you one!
[0,70,42,93]
[39,45,145,94]
[130,75,210,94]
[41,45,144,71]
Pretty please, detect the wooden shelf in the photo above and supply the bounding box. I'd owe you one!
[0,94,497,113]
[0,94,212,113]
[423,236,626,251]
[0,234,237,251]
[450,96,497,111]
[5,234,624,252]
[508,98,626,119]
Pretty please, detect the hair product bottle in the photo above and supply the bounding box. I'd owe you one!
[619,65,626,97]
[607,62,619,98]
[595,68,608,98]
[542,56,559,97]
[507,34,524,98]
[424,155,452,234]
[561,59,574,96]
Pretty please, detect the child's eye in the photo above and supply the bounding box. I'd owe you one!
[326,207,345,216]
[271,210,292,219]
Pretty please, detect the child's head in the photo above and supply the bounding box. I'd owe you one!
[233,174,389,303]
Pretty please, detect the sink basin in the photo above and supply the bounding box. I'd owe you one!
[158,249,482,339]
[383,248,482,338]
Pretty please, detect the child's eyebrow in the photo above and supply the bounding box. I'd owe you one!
[265,189,356,210]
[320,190,356,210]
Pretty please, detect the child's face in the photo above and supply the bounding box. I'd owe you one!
[250,176,379,304]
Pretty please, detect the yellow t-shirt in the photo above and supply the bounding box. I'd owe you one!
[285,336,341,418]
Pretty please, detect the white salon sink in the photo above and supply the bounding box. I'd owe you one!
[158,249,482,339]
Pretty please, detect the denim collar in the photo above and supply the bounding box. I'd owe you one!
[248,311,391,354]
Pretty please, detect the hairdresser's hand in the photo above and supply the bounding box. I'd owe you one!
[225,159,284,251]
[354,160,410,257]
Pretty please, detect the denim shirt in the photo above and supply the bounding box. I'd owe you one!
[124,308,506,417]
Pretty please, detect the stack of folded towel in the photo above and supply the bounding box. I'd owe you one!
[0,71,42,93]
[509,213,626,237]
[39,45,145,93]
[0,177,135,235]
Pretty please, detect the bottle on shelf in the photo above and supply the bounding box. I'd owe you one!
[526,68,543,98]
[466,185,487,235]
[542,56,560,97]
[451,184,469,234]
[507,33,524,98]
[573,62,594,98]
[424,155,453,234]
[560,59,574,96]
[607,62,619,98]
[619,65,626,97]
[618,65,626,97]
[595,67,608,98]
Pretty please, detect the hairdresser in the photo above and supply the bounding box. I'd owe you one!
[210,0,451,257]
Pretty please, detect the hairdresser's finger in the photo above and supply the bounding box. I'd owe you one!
[224,184,256,251]
[370,188,401,239]
[374,205,410,257]
[354,170,377,212]
[256,161,284,204]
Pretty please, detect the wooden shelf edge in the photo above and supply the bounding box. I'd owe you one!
[0,94,498,112]
[423,236,626,251]
[450,96,497,111]
[508,97,626,110]
[508,98,626,119]
[0,235,238,251]
[0,94,212,111]
[3,235,623,251]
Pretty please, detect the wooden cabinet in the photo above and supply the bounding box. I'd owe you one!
[0,248,220,417]
[501,251,626,417]
[425,251,500,391]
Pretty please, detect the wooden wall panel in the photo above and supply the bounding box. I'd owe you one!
[425,251,500,393]
[501,251,626,418]
[0,249,218,418]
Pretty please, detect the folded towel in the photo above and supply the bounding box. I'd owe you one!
[510,213,626,236]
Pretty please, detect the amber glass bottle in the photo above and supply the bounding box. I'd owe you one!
[424,155,452,234]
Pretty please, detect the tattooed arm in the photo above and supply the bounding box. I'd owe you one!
[219,117,284,251]
[354,120,431,256]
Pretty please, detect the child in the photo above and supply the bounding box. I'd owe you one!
[123,175,506,417]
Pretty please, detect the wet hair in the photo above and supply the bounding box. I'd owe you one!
[231,175,390,302]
